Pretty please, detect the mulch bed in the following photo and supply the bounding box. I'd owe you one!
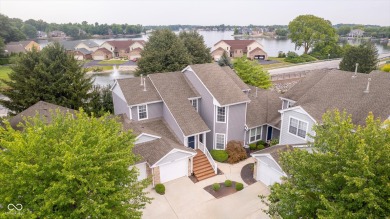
[203,181,240,199]
[241,163,257,185]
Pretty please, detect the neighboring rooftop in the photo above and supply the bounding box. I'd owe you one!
[7,40,35,48]
[8,101,76,130]
[189,63,250,106]
[221,66,250,91]
[284,69,390,125]
[93,47,111,54]
[105,40,145,51]
[246,86,281,129]
[214,40,260,52]
[75,48,92,55]
[251,144,293,164]
[115,77,162,106]
[76,40,99,48]
[149,72,210,136]
[5,44,26,54]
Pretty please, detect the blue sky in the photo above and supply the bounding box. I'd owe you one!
[0,0,389,26]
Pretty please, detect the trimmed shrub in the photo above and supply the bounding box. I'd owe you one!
[212,183,221,191]
[249,143,257,150]
[210,150,228,162]
[257,140,266,146]
[155,184,165,195]
[235,182,244,191]
[257,144,265,150]
[285,53,317,63]
[224,180,232,187]
[270,139,279,146]
[225,140,247,164]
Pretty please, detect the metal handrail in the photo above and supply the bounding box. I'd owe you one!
[199,142,218,174]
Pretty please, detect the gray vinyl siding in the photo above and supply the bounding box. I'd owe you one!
[258,156,283,172]
[131,107,138,121]
[147,102,163,119]
[282,100,289,109]
[214,105,227,136]
[227,103,246,142]
[262,125,267,141]
[162,103,184,144]
[184,70,215,150]
[245,125,280,145]
[280,110,316,145]
[113,92,130,118]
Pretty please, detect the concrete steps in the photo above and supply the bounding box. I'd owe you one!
[193,149,216,181]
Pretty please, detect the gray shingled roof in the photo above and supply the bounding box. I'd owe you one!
[189,63,250,106]
[56,40,82,50]
[76,48,92,55]
[251,144,293,164]
[77,40,99,48]
[221,66,251,91]
[7,41,34,48]
[120,116,195,165]
[284,69,390,125]
[116,77,161,106]
[9,101,76,130]
[5,44,26,54]
[246,86,281,129]
[149,72,210,136]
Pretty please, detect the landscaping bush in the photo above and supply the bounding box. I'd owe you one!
[235,182,244,191]
[224,180,232,187]
[225,140,247,164]
[256,140,266,146]
[277,51,286,58]
[381,64,390,72]
[155,183,165,195]
[212,183,221,191]
[284,52,317,63]
[257,144,265,150]
[270,139,279,146]
[249,143,257,150]
[210,150,228,162]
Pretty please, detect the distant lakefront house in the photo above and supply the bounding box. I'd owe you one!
[91,48,113,60]
[211,40,268,61]
[5,40,40,55]
[99,40,145,59]
[348,29,365,38]
[112,63,281,184]
[74,40,99,52]
[72,48,92,60]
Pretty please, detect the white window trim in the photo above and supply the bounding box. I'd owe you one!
[137,104,148,120]
[288,116,308,140]
[216,106,226,123]
[249,126,262,143]
[190,99,198,112]
[215,133,226,150]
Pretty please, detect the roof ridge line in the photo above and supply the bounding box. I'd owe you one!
[295,69,332,103]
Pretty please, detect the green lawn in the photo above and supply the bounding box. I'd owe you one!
[85,65,114,72]
[97,60,127,65]
[0,66,11,88]
[262,57,296,70]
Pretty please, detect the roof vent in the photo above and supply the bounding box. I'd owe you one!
[143,77,146,91]
[352,63,359,78]
[363,78,371,94]
[140,74,143,86]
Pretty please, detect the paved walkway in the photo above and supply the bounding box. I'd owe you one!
[142,158,270,219]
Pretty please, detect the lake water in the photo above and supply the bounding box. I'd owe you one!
[91,72,134,86]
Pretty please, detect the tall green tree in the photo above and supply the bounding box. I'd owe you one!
[263,110,390,219]
[0,110,151,218]
[0,37,5,57]
[288,15,338,54]
[87,85,114,117]
[0,14,26,43]
[233,56,272,89]
[179,31,212,64]
[337,25,352,36]
[339,42,378,73]
[0,43,93,113]
[136,29,191,75]
[21,23,37,39]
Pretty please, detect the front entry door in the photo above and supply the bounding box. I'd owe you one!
[188,136,195,149]
[267,126,273,141]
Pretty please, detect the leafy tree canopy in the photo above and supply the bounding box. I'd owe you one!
[0,37,5,57]
[136,29,191,75]
[0,42,93,113]
[233,56,272,89]
[0,14,26,43]
[179,30,212,64]
[264,110,390,219]
[0,110,151,218]
[339,42,379,73]
[21,23,37,39]
[87,84,114,117]
[288,15,338,54]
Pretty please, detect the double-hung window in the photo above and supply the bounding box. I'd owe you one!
[217,106,226,123]
[190,99,198,112]
[249,127,262,142]
[216,134,225,150]
[138,105,147,120]
[289,117,308,139]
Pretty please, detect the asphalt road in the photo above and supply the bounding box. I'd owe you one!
[269,53,390,75]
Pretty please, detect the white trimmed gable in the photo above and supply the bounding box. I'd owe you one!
[135,133,161,144]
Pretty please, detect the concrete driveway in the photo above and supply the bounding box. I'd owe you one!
[142,158,270,219]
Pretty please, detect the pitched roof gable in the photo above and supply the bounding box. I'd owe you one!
[149,72,210,136]
[188,63,250,106]
[252,144,293,165]
[116,77,162,106]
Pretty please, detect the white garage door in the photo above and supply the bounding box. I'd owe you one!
[93,55,104,60]
[135,163,147,181]
[257,161,284,186]
[159,158,188,183]
[74,55,84,60]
